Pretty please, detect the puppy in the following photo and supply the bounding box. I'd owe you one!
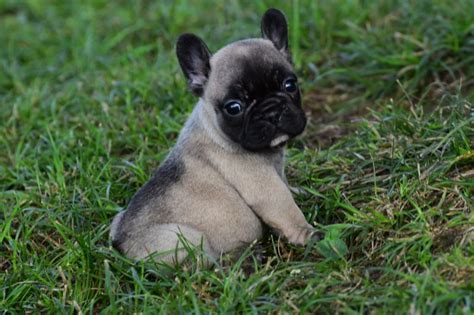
[110,8,315,264]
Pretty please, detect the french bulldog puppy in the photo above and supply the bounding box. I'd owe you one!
[110,8,315,264]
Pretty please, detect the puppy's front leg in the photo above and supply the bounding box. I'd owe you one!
[241,170,314,245]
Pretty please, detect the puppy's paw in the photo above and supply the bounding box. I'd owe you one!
[285,224,319,246]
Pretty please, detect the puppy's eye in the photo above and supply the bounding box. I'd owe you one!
[224,100,243,116]
[283,79,298,93]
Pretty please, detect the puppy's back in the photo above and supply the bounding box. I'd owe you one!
[111,155,184,251]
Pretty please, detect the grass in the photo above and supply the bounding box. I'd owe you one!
[1,0,473,313]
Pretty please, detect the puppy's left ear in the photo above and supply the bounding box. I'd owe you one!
[176,33,212,97]
[261,8,291,62]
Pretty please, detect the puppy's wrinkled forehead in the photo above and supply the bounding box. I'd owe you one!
[205,38,293,103]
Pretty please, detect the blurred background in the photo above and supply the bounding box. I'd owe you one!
[1,0,473,148]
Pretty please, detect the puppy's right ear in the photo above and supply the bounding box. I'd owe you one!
[176,33,211,97]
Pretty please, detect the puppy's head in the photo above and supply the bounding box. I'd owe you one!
[176,8,306,151]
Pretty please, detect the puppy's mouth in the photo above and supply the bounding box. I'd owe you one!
[240,93,306,151]
[270,134,289,147]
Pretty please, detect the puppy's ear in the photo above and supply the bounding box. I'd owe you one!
[261,8,291,61]
[176,33,211,96]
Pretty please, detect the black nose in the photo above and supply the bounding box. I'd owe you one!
[277,103,307,136]
[251,93,291,121]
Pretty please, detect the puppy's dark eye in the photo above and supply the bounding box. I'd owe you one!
[284,79,298,93]
[224,100,243,116]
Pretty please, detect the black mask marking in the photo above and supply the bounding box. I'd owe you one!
[216,57,306,151]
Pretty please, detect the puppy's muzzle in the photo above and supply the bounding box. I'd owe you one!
[254,93,306,136]
[240,93,306,150]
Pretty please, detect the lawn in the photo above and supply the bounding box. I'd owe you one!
[1,0,473,313]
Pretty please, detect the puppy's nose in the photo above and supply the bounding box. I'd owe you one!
[268,110,281,124]
[277,104,293,121]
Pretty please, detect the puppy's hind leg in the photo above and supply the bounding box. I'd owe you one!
[122,224,218,266]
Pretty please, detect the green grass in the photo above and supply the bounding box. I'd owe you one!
[1,0,473,313]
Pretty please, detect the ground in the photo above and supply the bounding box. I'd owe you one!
[1,0,473,313]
